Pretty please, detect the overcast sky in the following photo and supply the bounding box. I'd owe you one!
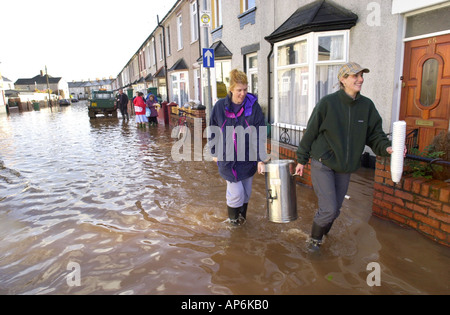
[0,0,176,82]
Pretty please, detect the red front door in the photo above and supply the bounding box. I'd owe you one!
[399,34,450,151]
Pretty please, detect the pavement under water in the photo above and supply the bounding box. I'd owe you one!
[0,102,448,295]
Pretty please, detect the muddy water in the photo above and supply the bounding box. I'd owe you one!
[0,103,448,295]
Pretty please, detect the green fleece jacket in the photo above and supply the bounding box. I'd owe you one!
[296,89,391,173]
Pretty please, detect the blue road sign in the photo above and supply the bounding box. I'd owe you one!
[203,48,215,68]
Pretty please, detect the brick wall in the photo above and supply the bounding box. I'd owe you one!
[169,108,207,131]
[266,142,450,247]
[372,156,450,247]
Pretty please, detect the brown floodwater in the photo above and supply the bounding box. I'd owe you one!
[0,103,448,295]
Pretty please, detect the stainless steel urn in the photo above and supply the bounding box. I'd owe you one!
[265,160,298,223]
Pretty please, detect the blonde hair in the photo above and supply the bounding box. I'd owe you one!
[229,69,248,92]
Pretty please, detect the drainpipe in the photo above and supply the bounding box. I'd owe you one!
[267,43,274,124]
[197,0,202,60]
[157,15,170,102]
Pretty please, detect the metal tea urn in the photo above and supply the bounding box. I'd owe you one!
[265,160,298,223]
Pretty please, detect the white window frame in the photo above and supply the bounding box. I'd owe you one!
[166,25,172,56]
[203,59,231,105]
[159,34,164,61]
[177,14,183,51]
[151,38,156,66]
[214,0,222,29]
[242,0,256,12]
[145,43,151,69]
[190,1,199,43]
[171,71,190,105]
[194,67,201,103]
[246,53,258,95]
[273,30,349,130]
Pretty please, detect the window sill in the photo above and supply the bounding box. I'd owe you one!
[211,25,223,35]
[237,7,256,29]
[237,6,256,19]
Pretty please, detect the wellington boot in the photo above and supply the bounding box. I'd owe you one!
[323,220,334,236]
[240,203,248,220]
[307,221,326,252]
[228,206,245,226]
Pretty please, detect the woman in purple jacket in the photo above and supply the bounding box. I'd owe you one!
[209,69,267,226]
[146,94,159,126]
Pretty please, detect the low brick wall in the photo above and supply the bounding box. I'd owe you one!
[372,156,450,247]
[169,108,207,131]
[266,142,450,246]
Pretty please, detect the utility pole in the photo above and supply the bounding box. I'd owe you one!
[157,15,170,103]
[45,65,52,109]
[201,0,213,122]
[0,62,7,114]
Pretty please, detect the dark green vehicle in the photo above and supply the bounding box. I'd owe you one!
[88,90,118,118]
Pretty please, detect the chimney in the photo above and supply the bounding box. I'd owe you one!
[40,70,44,76]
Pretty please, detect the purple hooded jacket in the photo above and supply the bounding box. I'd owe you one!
[209,93,267,182]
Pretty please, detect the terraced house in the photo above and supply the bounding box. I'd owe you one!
[113,0,203,106]
[115,0,449,153]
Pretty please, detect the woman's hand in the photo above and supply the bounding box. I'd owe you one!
[258,162,266,175]
[295,163,304,177]
[386,146,407,157]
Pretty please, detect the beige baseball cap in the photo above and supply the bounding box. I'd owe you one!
[338,62,370,80]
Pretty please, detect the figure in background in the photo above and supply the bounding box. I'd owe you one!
[146,94,159,126]
[133,92,148,128]
[117,88,129,120]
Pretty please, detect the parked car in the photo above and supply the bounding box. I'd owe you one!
[59,99,71,106]
[71,98,79,103]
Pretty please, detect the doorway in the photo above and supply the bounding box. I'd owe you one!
[399,34,450,151]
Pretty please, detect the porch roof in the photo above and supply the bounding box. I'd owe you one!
[168,58,188,71]
[197,41,232,63]
[211,41,232,59]
[145,73,153,82]
[265,0,358,44]
[154,67,166,78]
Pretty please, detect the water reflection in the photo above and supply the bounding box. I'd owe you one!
[0,102,448,295]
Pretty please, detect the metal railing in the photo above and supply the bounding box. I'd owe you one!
[269,125,449,171]
[271,123,305,147]
[405,154,450,168]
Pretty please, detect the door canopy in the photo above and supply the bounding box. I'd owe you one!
[265,0,358,44]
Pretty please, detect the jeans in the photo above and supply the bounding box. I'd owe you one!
[310,159,351,227]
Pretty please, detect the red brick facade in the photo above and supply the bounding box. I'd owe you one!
[266,142,450,247]
[372,156,450,247]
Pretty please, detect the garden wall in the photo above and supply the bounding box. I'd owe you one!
[372,156,450,247]
[266,141,450,247]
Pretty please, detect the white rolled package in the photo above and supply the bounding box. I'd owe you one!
[391,121,406,183]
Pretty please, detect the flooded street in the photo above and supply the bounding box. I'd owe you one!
[0,102,448,295]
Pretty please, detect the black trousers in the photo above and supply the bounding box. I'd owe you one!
[119,105,128,119]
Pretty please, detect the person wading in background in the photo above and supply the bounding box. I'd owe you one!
[117,88,129,121]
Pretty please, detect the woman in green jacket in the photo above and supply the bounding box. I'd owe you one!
[295,62,400,252]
